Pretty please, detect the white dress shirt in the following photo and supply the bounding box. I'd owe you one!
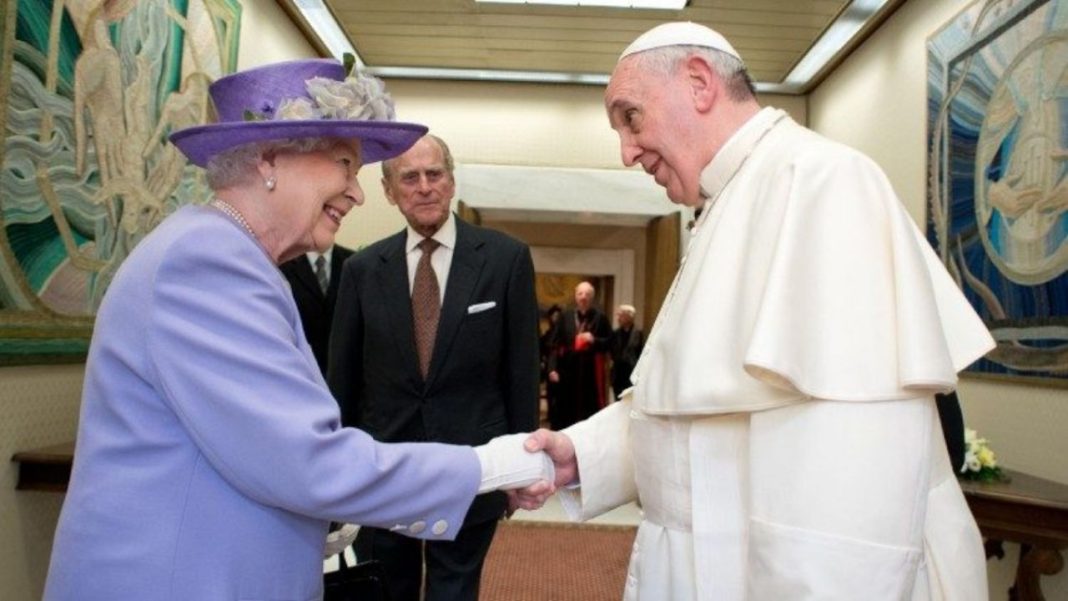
[404,212,456,303]
[305,247,333,275]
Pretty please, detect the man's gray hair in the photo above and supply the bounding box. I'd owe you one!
[381,134,455,182]
[632,45,756,101]
[205,138,338,190]
[618,304,636,317]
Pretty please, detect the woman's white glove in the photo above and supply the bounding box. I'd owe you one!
[323,523,359,557]
[474,432,555,494]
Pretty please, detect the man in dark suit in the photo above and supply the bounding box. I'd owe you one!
[280,244,354,375]
[609,303,644,400]
[328,134,540,601]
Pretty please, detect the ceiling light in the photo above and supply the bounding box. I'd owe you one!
[364,65,611,86]
[475,0,688,8]
[780,0,892,91]
[293,0,362,64]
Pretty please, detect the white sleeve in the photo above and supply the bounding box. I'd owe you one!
[558,399,637,521]
[473,433,555,493]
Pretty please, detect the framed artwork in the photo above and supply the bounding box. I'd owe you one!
[0,0,241,365]
[927,0,1068,385]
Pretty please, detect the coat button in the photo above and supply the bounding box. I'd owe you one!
[409,521,426,534]
[431,520,448,536]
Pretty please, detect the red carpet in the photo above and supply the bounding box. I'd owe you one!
[481,520,637,601]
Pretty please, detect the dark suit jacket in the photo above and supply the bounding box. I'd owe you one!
[328,218,540,525]
[280,245,354,375]
[610,326,644,394]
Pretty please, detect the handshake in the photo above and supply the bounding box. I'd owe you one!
[473,432,556,494]
[474,430,577,512]
[325,430,576,557]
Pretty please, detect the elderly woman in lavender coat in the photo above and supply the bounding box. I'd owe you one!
[44,59,551,601]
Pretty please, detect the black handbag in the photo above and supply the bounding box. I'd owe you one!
[323,554,390,601]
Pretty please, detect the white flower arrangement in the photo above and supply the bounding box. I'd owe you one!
[960,428,1006,482]
[255,54,396,122]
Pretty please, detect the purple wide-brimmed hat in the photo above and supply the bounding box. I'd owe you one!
[169,59,427,167]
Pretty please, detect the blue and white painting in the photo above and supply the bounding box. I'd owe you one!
[927,0,1068,382]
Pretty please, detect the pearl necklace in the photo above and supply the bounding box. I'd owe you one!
[211,199,255,237]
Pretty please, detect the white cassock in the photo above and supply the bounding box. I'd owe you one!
[559,108,996,600]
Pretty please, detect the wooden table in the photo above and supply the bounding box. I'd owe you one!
[12,445,1068,598]
[959,469,1068,601]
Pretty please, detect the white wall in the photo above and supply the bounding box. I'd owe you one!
[0,365,83,601]
[236,0,316,68]
[810,0,1068,598]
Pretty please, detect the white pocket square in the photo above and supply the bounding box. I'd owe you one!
[467,301,497,314]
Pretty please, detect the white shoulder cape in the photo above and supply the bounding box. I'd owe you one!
[633,109,994,415]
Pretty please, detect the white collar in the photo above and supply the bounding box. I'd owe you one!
[698,107,788,210]
[405,211,457,253]
[306,246,332,267]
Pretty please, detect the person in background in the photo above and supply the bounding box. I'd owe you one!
[609,303,644,400]
[280,243,354,375]
[329,133,541,601]
[517,22,994,600]
[44,59,551,601]
[546,281,613,429]
[540,304,564,427]
[936,390,967,472]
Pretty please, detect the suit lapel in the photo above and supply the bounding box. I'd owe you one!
[326,246,352,303]
[376,233,422,385]
[426,220,484,387]
[289,258,324,300]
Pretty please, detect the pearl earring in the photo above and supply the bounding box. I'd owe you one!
[265,176,276,191]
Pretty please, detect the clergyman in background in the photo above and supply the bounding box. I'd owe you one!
[545,281,612,429]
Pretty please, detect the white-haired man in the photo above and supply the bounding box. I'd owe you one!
[519,22,994,600]
[609,304,643,399]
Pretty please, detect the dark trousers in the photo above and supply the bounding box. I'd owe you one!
[354,518,499,601]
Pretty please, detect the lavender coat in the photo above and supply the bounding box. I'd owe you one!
[44,205,480,601]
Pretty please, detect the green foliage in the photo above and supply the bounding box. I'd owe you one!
[959,465,1007,483]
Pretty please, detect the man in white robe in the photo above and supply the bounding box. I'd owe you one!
[515,22,995,601]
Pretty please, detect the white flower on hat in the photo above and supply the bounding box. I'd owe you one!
[275,97,322,121]
[304,72,396,122]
